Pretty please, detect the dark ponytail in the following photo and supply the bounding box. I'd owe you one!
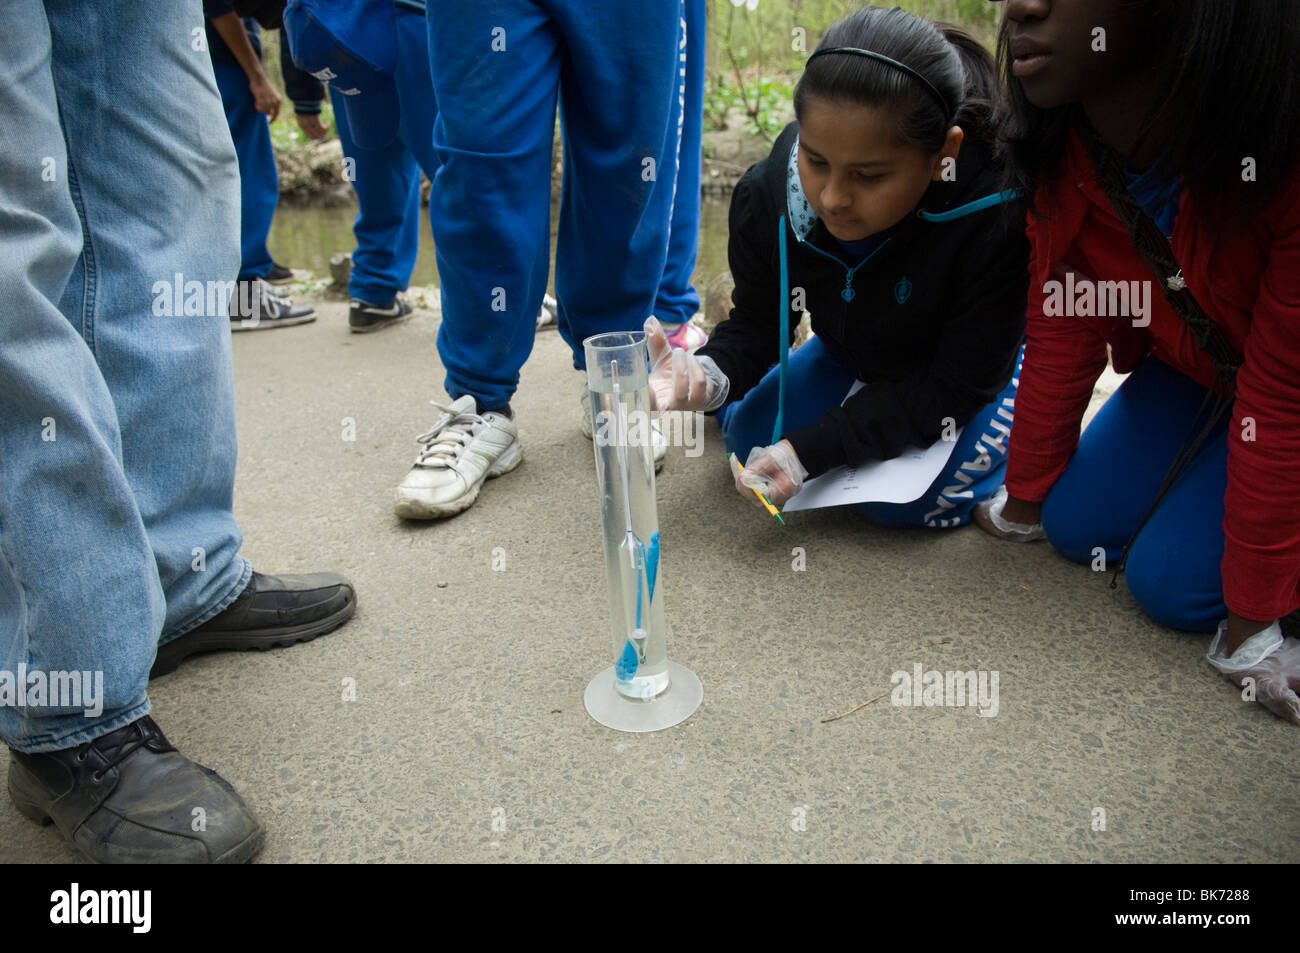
[793,5,997,153]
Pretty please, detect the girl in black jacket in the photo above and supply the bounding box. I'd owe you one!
[647,6,1029,527]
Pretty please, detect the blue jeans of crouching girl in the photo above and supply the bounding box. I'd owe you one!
[720,335,1021,528]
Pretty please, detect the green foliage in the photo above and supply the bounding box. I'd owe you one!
[703,0,1002,141]
[270,101,338,149]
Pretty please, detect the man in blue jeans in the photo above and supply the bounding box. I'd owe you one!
[0,0,356,863]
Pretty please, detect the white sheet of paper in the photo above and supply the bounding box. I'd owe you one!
[782,381,962,512]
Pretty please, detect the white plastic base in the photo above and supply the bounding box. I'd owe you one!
[584,661,703,733]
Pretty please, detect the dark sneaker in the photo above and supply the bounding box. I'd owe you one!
[151,571,356,678]
[265,262,295,284]
[8,716,264,863]
[230,279,316,331]
[349,294,413,333]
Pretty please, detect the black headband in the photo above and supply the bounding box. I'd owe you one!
[806,47,953,122]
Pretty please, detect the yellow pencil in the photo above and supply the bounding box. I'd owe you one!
[730,453,786,525]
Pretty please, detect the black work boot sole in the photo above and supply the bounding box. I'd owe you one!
[151,573,356,678]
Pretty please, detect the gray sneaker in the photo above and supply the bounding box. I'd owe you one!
[8,716,264,863]
[229,278,315,331]
[394,396,522,519]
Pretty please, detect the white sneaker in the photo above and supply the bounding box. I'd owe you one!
[579,392,667,472]
[536,293,558,331]
[394,396,522,519]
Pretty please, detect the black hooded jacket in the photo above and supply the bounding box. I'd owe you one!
[697,121,1029,478]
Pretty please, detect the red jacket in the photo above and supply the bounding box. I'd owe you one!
[1006,125,1300,621]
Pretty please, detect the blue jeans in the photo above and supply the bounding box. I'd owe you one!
[0,0,251,751]
[1041,357,1229,632]
[428,0,686,410]
[213,59,278,281]
[720,335,1020,527]
[332,7,441,305]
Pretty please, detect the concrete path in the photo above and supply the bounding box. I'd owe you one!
[4,299,1295,863]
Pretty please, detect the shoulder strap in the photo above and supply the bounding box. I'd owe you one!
[1076,120,1240,585]
[1077,119,1240,387]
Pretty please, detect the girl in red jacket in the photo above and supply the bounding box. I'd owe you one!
[975,0,1300,724]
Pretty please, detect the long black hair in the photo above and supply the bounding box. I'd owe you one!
[996,0,1300,224]
[793,5,997,152]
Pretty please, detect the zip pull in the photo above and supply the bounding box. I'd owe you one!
[842,273,855,302]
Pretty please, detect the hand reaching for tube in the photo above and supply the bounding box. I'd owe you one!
[644,316,729,412]
[729,441,808,508]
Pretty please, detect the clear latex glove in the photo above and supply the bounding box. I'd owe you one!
[974,485,1046,542]
[645,315,729,412]
[730,440,808,508]
[1207,619,1299,725]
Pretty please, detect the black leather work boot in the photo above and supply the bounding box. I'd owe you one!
[8,715,264,863]
[151,571,356,678]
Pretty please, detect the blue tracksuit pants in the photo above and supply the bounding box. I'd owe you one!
[212,59,277,281]
[720,335,1021,529]
[1040,357,1230,632]
[654,0,705,327]
[330,7,440,305]
[427,0,688,410]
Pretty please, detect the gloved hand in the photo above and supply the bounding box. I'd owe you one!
[1207,619,1300,725]
[973,485,1046,542]
[645,316,729,412]
[729,440,808,508]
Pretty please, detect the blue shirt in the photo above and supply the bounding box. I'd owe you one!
[831,231,889,264]
[1124,160,1183,238]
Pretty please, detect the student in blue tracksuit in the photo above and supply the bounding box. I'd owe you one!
[205,0,314,329]
[654,0,707,353]
[283,0,436,333]
[375,0,696,520]
[647,6,1029,528]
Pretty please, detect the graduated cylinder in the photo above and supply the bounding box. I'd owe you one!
[584,331,670,701]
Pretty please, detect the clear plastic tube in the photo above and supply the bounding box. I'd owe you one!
[584,332,670,701]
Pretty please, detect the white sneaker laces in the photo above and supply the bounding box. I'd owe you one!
[413,401,483,468]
